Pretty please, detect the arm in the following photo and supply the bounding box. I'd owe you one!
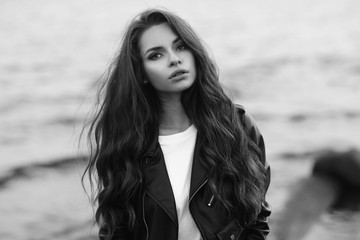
[243,201,271,240]
[239,107,271,239]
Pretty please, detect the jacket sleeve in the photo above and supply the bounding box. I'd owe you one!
[239,107,271,239]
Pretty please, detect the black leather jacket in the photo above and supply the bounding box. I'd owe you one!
[100,107,271,240]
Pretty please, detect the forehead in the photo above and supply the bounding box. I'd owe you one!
[139,23,178,55]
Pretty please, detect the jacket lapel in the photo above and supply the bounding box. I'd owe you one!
[189,132,209,200]
[141,130,209,225]
[142,142,178,225]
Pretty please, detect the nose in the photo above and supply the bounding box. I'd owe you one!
[169,51,182,66]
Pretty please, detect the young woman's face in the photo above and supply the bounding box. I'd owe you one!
[139,23,196,97]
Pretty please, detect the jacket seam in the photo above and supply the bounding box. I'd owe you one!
[142,192,149,240]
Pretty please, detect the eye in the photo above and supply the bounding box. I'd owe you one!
[149,53,162,60]
[176,43,186,51]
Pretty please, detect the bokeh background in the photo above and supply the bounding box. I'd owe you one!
[1,0,360,239]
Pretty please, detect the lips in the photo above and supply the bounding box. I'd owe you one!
[169,69,189,79]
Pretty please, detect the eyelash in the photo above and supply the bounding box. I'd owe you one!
[176,43,186,51]
[148,43,187,61]
[149,53,161,60]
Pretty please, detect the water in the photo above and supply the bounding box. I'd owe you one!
[1,0,360,239]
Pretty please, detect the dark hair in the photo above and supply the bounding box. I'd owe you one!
[83,8,267,239]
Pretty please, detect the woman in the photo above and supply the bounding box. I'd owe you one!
[83,8,271,240]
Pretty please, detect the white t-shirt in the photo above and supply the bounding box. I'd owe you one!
[158,125,201,240]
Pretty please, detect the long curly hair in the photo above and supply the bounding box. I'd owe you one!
[83,8,267,239]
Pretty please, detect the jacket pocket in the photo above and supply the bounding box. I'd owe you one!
[216,220,243,240]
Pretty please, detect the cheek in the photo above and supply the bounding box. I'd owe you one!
[188,54,197,77]
[143,63,168,87]
[144,64,160,81]
[191,57,196,72]
[184,52,196,68]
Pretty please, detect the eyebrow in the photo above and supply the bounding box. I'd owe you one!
[144,37,182,55]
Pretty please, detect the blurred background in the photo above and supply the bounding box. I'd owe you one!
[1,0,359,239]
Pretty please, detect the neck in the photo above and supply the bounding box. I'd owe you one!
[159,94,191,135]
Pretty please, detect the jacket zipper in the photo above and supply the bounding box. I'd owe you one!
[207,194,215,207]
[189,179,208,202]
[189,179,208,239]
[142,192,149,240]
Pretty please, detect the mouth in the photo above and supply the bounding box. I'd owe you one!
[169,69,189,79]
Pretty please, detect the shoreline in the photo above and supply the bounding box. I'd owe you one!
[0,155,88,189]
[0,157,97,239]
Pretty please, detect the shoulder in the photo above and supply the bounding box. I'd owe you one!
[235,104,267,162]
[234,104,261,138]
[235,104,270,190]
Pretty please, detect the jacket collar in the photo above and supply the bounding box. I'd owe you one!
[142,130,208,224]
